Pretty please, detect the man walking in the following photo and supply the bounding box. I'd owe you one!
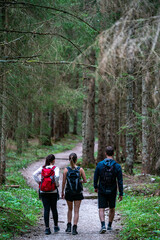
[94,146,123,234]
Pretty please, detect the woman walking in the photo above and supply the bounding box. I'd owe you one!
[61,152,87,235]
[33,154,60,235]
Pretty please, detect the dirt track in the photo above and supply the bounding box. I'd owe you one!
[16,143,122,240]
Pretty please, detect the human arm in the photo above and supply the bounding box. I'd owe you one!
[94,164,99,192]
[54,166,60,187]
[116,164,123,198]
[80,168,87,183]
[61,168,67,199]
[33,166,42,184]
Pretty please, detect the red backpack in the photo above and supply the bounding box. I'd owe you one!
[39,166,56,192]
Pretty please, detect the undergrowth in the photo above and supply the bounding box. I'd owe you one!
[117,194,160,240]
[0,134,81,240]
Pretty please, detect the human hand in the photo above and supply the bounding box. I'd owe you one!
[94,188,98,193]
[118,195,123,201]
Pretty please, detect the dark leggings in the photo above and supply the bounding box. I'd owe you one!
[41,193,58,228]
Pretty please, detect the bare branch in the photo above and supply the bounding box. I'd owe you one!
[1,55,41,60]
[0,29,83,54]
[0,1,99,33]
[0,59,97,68]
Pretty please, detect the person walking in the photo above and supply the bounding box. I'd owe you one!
[33,154,60,235]
[94,146,123,234]
[61,153,87,235]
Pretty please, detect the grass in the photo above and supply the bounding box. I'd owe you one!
[117,194,160,240]
[0,134,81,240]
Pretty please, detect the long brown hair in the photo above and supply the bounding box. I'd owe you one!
[69,153,77,169]
[45,154,55,166]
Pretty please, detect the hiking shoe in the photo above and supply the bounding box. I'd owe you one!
[99,226,106,234]
[65,223,71,233]
[45,228,51,235]
[107,226,112,230]
[54,226,60,233]
[72,225,78,235]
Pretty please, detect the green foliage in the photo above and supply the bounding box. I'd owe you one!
[117,195,160,240]
[0,183,42,240]
[84,168,95,193]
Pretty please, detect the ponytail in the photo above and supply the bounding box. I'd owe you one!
[45,154,55,166]
[69,153,77,169]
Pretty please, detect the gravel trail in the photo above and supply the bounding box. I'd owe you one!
[16,143,122,240]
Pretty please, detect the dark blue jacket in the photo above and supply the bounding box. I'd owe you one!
[94,158,123,196]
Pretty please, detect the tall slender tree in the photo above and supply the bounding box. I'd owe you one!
[0,0,7,184]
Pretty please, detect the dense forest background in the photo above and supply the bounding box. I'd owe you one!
[0,0,160,184]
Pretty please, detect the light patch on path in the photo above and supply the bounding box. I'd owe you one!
[16,143,122,240]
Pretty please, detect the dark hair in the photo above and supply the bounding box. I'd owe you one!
[45,154,55,166]
[69,153,77,168]
[105,146,114,156]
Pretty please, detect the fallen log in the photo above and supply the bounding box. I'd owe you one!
[5,185,20,188]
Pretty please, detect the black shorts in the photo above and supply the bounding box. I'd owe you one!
[65,192,84,202]
[98,192,117,209]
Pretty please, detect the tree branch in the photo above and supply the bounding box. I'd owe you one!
[1,55,41,60]
[0,29,83,54]
[0,1,99,33]
[0,59,97,68]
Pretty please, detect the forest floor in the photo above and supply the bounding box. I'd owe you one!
[15,143,122,240]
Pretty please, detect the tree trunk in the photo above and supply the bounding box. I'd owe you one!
[97,79,107,162]
[0,0,7,184]
[82,51,96,167]
[82,77,95,167]
[125,74,134,174]
[64,112,69,134]
[16,110,23,154]
[115,92,120,162]
[142,72,150,174]
[73,110,78,135]
[125,46,135,174]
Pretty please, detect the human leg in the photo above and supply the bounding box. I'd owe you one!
[107,192,116,230]
[72,200,81,235]
[98,193,109,234]
[66,200,73,223]
[107,208,115,230]
[50,193,58,226]
[65,201,73,233]
[109,208,115,222]
[73,200,81,225]
[50,193,60,232]
[41,194,51,234]
[99,208,105,222]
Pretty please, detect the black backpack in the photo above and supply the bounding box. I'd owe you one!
[101,160,116,194]
[65,166,83,195]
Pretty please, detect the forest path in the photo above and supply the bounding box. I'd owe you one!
[16,143,122,240]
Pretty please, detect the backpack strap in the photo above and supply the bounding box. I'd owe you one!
[52,166,56,170]
[67,166,80,171]
[42,165,56,169]
[104,159,116,166]
[67,166,71,171]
